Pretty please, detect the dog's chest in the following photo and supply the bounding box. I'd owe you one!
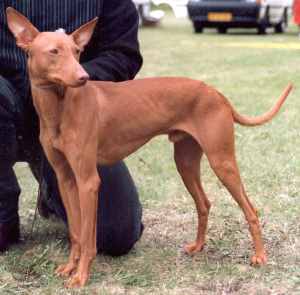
[40,128,76,163]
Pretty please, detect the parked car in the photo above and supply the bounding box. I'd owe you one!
[187,0,292,34]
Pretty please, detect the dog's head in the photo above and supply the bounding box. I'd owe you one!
[6,7,98,88]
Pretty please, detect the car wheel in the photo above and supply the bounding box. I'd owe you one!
[193,21,203,33]
[217,27,227,34]
[257,25,266,35]
[274,22,286,33]
[275,9,287,33]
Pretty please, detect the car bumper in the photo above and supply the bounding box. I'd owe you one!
[187,1,267,27]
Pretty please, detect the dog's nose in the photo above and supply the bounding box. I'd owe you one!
[78,73,89,82]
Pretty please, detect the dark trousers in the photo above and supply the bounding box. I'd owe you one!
[0,76,143,256]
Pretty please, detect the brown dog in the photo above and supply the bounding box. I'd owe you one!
[7,7,292,288]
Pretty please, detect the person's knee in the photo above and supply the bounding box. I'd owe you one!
[97,205,144,256]
[40,160,144,255]
[99,222,144,257]
[97,161,143,256]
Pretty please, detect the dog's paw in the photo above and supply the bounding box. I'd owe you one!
[55,263,77,277]
[65,272,88,288]
[250,252,267,266]
[184,241,204,255]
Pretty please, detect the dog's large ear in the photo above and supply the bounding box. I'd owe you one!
[71,17,98,50]
[6,7,39,51]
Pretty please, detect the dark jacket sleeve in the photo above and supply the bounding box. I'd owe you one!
[82,0,143,82]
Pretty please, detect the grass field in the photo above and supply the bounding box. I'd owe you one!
[2,15,300,294]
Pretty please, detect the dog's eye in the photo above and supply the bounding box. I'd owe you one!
[50,48,59,55]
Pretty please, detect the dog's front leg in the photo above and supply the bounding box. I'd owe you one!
[54,167,81,278]
[67,172,100,288]
[68,173,100,288]
[63,148,100,288]
[41,142,82,278]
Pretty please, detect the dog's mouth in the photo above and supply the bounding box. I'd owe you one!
[49,77,88,88]
[48,76,65,87]
[70,79,88,88]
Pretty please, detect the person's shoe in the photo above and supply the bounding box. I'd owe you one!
[29,161,52,219]
[0,217,20,252]
[37,187,64,220]
[37,190,51,219]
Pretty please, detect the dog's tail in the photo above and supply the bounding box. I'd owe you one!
[231,83,293,127]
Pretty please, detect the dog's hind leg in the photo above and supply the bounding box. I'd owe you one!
[174,136,211,255]
[199,113,267,265]
[208,154,266,265]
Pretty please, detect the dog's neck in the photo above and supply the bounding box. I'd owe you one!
[32,83,65,97]
[30,80,66,136]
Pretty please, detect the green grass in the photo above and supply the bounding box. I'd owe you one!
[5,15,300,294]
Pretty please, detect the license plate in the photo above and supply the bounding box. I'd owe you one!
[207,12,232,22]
